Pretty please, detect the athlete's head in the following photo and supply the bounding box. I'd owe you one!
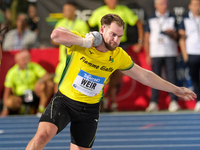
[15,50,31,70]
[100,14,124,51]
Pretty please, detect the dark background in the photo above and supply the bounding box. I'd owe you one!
[37,0,190,47]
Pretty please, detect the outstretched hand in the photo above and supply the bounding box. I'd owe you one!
[174,87,197,101]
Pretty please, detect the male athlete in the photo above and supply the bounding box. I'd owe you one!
[26,14,196,150]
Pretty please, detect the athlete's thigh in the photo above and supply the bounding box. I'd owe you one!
[39,92,71,133]
[70,119,98,148]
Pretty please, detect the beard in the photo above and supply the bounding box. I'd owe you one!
[104,40,118,51]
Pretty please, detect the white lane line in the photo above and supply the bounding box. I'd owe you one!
[1,125,200,133]
[97,126,200,131]
[0,140,69,144]
[1,144,200,150]
[0,120,39,124]
[1,137,200,144]
[1,131,200,139]
[99,116,200,121]
[0,124,38,128]
[100,112,200,116]
[0,148,68,150]
[0,130,4,134]
[96,137,200,142]
[0,148,28,150]
[98,121,200,126]
[1,129,38,133]
[93,144,200,148]
[97,131,200,136]
[1,120,200,128]
[1,115,200,123]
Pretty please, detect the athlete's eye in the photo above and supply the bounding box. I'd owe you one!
[110,32,116,37]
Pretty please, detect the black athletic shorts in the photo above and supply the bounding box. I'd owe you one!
[39,90,100,148]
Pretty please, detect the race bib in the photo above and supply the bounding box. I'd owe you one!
[72,70,105,96]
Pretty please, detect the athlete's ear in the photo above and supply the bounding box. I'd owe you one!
[100,25,105,34]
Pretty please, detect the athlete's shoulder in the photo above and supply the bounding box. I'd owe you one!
[115,46,125,53]
[111,47,129,57]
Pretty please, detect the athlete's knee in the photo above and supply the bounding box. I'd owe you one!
[25,132,48,150]
[33,122,57,146]
[33,131,50,146]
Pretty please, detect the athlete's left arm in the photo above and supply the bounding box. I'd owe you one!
[121,64,196,101]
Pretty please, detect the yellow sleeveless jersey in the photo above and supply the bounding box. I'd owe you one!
[58,32,134,104]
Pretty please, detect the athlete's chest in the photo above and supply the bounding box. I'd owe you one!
[72,50,118,74]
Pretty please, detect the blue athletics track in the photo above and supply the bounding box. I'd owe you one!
[0,111,200,150]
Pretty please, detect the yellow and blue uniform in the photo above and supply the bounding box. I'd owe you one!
[40,31,134,148]
[58,31,134,104]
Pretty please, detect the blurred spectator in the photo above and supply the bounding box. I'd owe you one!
[51,2,89,61]
[0,50,54,117]
[10,0,29,28]
[0,9,5,25]
[88,0,144,111]
[88,0,144,52]
[178,0,200,111]
[0,9,6,44]
[0,0,12,30]
[2,13,37,51]
[0,9,7,65]
[144,0,179,112]
[0,6,11,36]
[27,3,39,34]
[0,43,2,67]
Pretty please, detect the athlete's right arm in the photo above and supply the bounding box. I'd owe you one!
[51,27,94,48]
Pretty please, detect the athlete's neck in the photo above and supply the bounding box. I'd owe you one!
[95,42,109,52]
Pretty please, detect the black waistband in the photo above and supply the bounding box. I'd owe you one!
[57,90,100,107]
